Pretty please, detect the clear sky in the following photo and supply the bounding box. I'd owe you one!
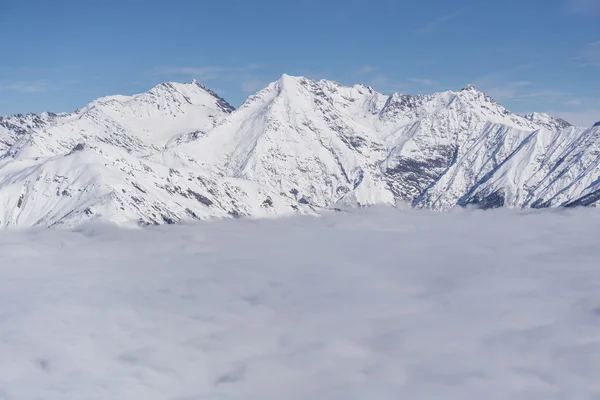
[0,0,598,125]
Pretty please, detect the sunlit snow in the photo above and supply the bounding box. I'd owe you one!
[1,207,600,399]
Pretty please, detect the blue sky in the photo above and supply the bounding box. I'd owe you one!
[0,0,598,125]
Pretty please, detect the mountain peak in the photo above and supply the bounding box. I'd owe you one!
[158,80,235,114]
[594,121,600,128]
[277,73,310,88]
[2,75,599,228]
[457,84,495,101]
[460,84,479,92]
[279,73,302,82]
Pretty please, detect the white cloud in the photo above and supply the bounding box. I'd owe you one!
[409,77,437,86]
[151,64,267,94]
[416,11,462,35]
[566,0,600,15]
[512,90,569,102]
[241,78,267,93]
[575,41,600,67]
[2,208,600,398]
[0,80,49,93]
[563,98,584,106]
[353,69,439,93]
[509,81,533,88]
[547,109,600,127]
[470,66,575,105]
[483,81,535,100]
[356,65,378,75]
[152,64,261,81]
[472,65,531,98]
[365,73,403,93]
[484,87,519,101]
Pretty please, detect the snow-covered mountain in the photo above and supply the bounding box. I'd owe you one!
[522,112,572,132]
[5,80,235,160]
[0,81,306,227]
[0,112,61,153]
[1,75,599,227]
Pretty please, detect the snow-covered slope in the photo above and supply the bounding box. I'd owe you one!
[177,75,395,209]
[0,143,301,227]
[1,75,599,227]
[0,112,61,153]
[0,82,306,227]
[523,112,572,131]
[5,80,234,160]
[415,125,600,209]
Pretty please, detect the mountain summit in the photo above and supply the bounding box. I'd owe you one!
[1,75,598,227]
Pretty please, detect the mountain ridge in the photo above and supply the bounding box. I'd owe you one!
[1,75,598,228]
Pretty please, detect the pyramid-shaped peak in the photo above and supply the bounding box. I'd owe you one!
[275,74,326,95]
[189,79,215,92]
[524,112,544,118]
[457,84,501,105]
[152,80,205,92]
[460,84,480,93]
[275,74,305,89]
[146,80,235,113]
[279,73,304,82]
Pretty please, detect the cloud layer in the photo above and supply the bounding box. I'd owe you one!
[1,207,600,398]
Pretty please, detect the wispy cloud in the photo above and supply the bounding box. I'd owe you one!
[241,78,268,93]
[289,68,336,82]
[509,81,534,88]
[472,64,531,86]
[547,108,600,127]
[563,98,584,106]
[483,87,519,101]
[511,90,569,102]
[353,67,440,93]
[416,11,462,35]
[356,65,379,75]
[470,66,580,108]
[152,64,269,95]
[152,64,261,81]
[409,77,438,86]
[483,86,568,103]
[0,80,49,93]
[472,65,537,101]
[364,73,404,93]
[575,41,600,66]
[565,0,600,15]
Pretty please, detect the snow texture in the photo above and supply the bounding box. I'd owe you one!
[1,75,600,228]
[1,207,600,399]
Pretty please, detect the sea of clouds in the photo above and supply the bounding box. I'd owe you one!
[1,207,599,399]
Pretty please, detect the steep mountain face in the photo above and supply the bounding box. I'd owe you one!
[415,125,600,209]
[177,77,549,209]
[177,75,395,209]
[0,145,298,227]
[0,82,305,227]
[0,112,60,153]
[378,86,540,201]
[5,80,235,160]
[1,75,599,228]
